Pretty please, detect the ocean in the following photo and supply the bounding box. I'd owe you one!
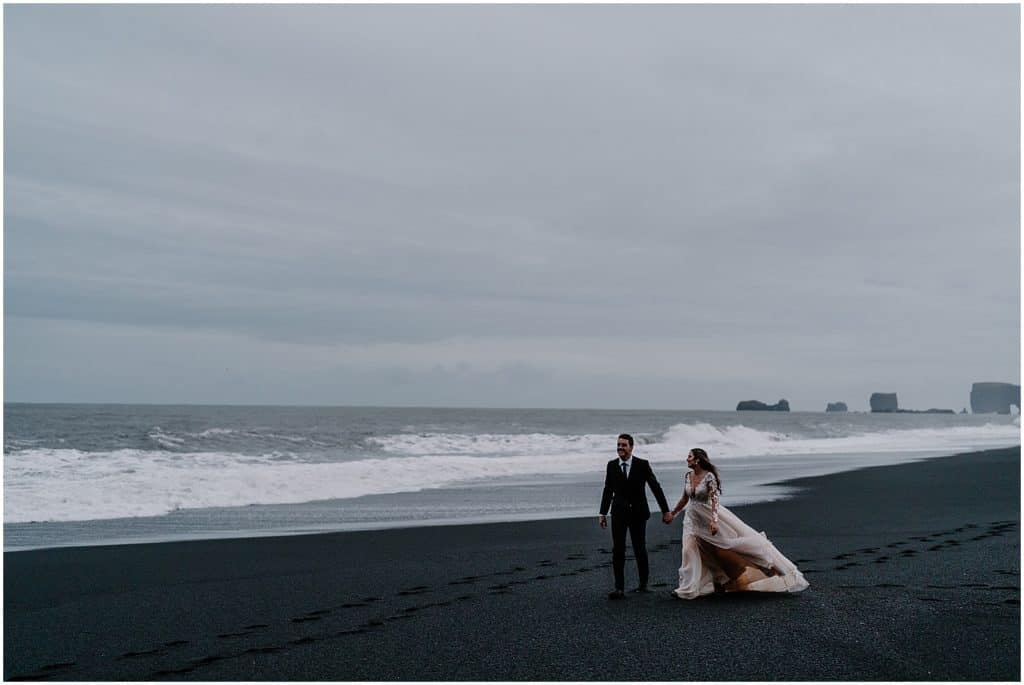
[4,403,1019,551]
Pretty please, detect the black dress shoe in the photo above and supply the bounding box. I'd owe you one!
[607,589,625,600]
[630,586,652,593]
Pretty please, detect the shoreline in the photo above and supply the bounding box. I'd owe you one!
[5,446,1020,680]
[7,444,1015,553]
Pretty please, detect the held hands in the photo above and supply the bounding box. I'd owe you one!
[602,513,676,526]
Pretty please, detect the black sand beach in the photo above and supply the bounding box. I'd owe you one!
[5,447,1020,681]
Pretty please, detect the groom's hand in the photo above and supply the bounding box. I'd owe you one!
[662,512,674,524]
[598,515,607,529]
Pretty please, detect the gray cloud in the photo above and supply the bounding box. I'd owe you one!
[4,4,1019,410]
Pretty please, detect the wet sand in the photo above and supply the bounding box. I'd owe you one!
[4,447,1019,680]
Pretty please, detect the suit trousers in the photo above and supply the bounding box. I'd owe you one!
[611,514,649,590]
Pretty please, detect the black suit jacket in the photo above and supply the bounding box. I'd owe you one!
[599,456,670,521]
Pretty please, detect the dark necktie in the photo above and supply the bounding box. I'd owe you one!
[621,462,628,478]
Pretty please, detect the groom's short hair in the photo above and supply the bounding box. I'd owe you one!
[618,433,634,447]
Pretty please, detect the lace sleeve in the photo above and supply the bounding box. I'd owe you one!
[707,474,720,524]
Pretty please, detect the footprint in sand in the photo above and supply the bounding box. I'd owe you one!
[190,654,229,667]
[384,614,415,622]
[8,662,77,680]
[244,646,283,655]
[153,665,196,676]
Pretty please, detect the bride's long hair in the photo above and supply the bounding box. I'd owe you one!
[689,448,722,493]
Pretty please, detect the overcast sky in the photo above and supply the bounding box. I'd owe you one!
[4,4,1020,411]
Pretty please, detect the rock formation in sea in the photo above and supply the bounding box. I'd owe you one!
[869,393,898,413]
[736,399,790,411]
[970,382,1021,414]
[870,392,954,414]
[826,402,848,413]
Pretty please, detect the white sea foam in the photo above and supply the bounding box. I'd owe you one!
[195,428,239,438]
[147,427,185,449]
[145,426,325,448]
[370,421,1020,462]
[3,448,613,523]
[5,422,1019,523]
[642,421,1021,461]
[367,431,610,456]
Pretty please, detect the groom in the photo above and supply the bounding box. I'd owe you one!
[599,433,672,599]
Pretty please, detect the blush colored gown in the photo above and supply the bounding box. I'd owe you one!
[672,471,809,599]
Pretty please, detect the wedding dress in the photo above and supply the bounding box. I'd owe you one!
[672,471,809,599]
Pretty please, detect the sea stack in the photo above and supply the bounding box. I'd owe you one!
[870,393,898,413]
[969,382,1021,414]
[736,399,790,411]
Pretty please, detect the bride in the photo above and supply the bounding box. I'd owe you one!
[666,448,809,599]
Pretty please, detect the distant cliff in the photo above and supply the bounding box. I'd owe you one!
[870,393,898,413]
[737,399,790,412]
[970,382,1021,414]
[826,402,848,413]
[869,392,954,413]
